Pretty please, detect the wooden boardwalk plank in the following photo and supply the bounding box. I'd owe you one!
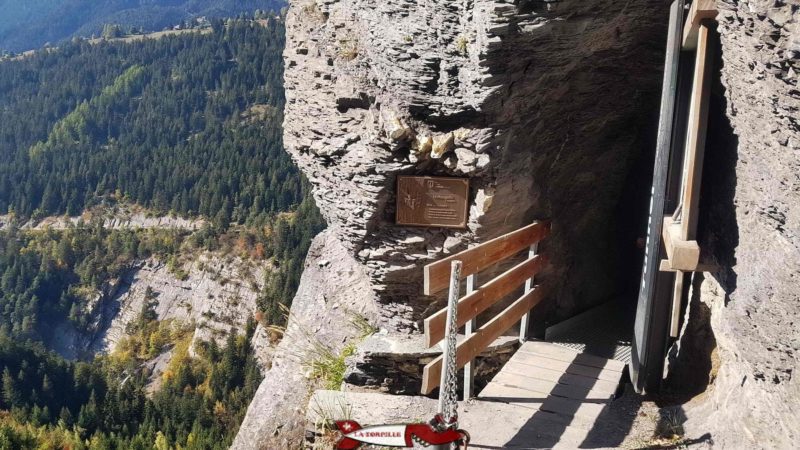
[459,398,594,449]
[483,382,612,413]
[472,342,626,444]
[509,355,623,383]
[479,384,608,426]
[519,341,626,372]
[501,362,620,393]
[491,371,615,402]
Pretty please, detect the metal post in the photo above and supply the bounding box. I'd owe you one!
[438,260,461,424]
[519,243,538,343]
[463,273,476,400]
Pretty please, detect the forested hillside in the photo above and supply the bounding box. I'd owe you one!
[0,15,323,326]
[0,15,326,449]
[0,0,285,53]
[0,18,296,225]
[0,322,263,449]
[0,203,322,447]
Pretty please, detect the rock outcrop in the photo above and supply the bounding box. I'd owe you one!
[51,253,268,367]
[282,0,669,333]
[231,228,380,449]
[235,0,670,447]
[0,206,205,232]
[673,1,800,448]
[235,0,800,448]
[91,254,265,355]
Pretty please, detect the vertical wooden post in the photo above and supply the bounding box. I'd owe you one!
[463,273,476,400]
[669,271,685,337]
[670,23,714,338]
[680,23,713,241]
[519,243,538,343]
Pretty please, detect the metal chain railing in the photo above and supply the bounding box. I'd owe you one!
[438,260,462,427]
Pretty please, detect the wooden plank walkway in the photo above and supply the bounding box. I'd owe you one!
[545,301,634,363]
[464,340,627,449]
[306,341,629,449]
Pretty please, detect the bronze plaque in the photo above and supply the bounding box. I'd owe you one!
[396,176,469,228]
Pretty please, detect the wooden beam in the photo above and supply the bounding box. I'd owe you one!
[423,221,551,295]
[662,216,700,271]
[682,0,717,50]
[680,23,714,240]
[669,271,685,337]
[424,254,547,347]
[421,286,546,394]
[665,20,715,342]
[659,259,718,273]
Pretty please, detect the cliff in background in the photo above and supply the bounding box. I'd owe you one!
[233,0,800,448]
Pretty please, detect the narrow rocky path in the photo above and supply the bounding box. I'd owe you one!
[307,341,633,449]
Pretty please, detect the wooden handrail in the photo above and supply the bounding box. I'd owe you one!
[423,221,551,295]
[424,254,547,347]
[421,286,547,394]
[419,221,551,395]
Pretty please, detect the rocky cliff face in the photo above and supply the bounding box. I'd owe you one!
[674,1,800,448]
[235,0,800,448]
[231,228,380,449]
[91,254,266,355]
[234,0,670,447]
[281,0,668,333]
[50,253,269,367]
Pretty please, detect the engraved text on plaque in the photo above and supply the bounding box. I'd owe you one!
[396,176,469,228]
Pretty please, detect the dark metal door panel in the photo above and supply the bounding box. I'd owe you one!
[631,0,685,394]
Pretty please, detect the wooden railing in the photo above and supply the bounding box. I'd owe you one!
[420,221,551,396]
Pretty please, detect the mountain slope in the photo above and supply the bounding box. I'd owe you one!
[0,0,286,53]
[0,15,325,449]
[0,19,295,225]
[0,15,324,348]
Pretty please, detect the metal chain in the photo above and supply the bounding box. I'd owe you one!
[439,260,462,427]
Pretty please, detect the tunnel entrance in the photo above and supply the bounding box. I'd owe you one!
[540,69,662,365]
[534,1,722,395]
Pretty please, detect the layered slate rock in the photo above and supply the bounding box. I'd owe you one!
[236,0,671,448]
[281,0,669,334]
[674,1,800,448]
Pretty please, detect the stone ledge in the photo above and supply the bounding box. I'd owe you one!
[344,333,519,394]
